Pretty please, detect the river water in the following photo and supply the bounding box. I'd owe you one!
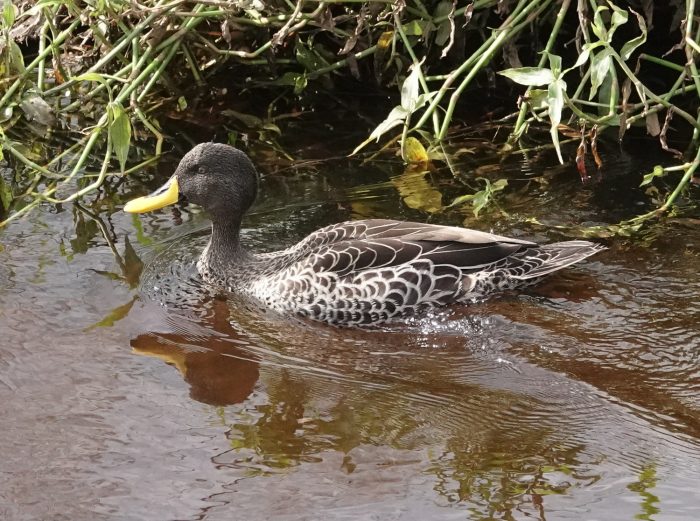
[1,126,699,520]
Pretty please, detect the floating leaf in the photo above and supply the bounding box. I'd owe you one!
[498,67,555,86]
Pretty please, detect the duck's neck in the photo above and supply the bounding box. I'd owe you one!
[203,219,252,269]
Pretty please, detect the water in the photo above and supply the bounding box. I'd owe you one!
[1,128,699,520]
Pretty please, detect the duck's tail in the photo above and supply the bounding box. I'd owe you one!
[512,240,606,280]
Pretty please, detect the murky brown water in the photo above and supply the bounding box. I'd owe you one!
[1,128,699,520]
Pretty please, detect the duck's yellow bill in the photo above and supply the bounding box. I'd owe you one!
[124,176,179,213]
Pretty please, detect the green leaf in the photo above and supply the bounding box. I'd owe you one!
[8,40,25,73]
[401,65,422,112]
[3,0,16,28]
[498,67,555,86]
[269,72,308,94]
[109,102,131,172]
[295,39,331,73]
[221,109,263,128]
[607,1,628,40]
[589,48,613,100]
[352,106,408,155]
[640,165,665,186]
[0,175,12,212]
[621,9,647,60]
[471,189,489,216]
[448,178,507,216]
[525,88,549,110]
[548,79,566,164]
[404,20,424,36]
[449,193,476,207]
[591,6,609,41]
[546,53,562,77]
[74,72,108,84]
[371,105,408,140]
[491,179,508,192]
[434,1,453,46]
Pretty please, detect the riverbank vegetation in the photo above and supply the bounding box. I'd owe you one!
[0,0,698,231]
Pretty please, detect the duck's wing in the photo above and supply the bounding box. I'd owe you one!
[260,219,535,275]
[264,219,535,259]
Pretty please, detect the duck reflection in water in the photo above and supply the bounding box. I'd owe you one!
[131,297,259,406]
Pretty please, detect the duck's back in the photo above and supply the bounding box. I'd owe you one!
[232,220,602,326]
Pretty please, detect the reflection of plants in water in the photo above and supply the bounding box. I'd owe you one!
[628,463,660,521]
[223,370,317,473]
[429,436,593,519]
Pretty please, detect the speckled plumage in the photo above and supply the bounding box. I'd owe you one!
[197,219,604,325]
[135,143,605,326]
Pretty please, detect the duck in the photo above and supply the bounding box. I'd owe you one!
[124,143,604,326]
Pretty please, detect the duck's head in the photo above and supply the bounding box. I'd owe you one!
[124,143,258,223]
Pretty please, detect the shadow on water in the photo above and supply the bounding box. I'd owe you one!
[1,118,699,520]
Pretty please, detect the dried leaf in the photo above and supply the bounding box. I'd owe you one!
[576,131,588,181]
[659,109,683,158]
[646,112,660,136]
[590,126,603,169]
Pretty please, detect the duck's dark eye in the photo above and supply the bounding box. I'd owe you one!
[198,166,206,174]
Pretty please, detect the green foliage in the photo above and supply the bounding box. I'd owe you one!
[108,102,131,172]
[0,0,697,230]
[449,178,508,217]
